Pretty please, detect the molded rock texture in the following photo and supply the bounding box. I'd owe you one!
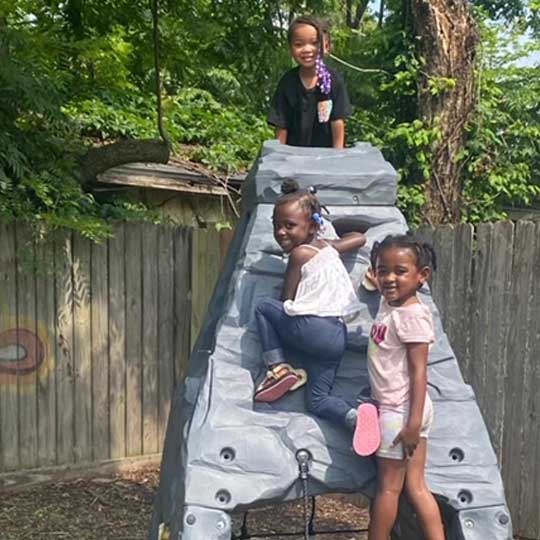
[150,141,512,540]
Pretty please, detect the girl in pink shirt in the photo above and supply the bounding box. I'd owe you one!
[367,234,445,540]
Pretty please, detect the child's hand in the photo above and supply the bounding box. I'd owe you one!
[392,426,420,458]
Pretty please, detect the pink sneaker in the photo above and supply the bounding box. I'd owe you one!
[352,403,381,456]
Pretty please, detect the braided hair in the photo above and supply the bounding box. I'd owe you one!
[370,234,437,273]
[275,178,322,221]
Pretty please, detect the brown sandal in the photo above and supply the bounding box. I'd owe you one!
[254,364,304,403]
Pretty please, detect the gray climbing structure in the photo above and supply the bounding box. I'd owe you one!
[150,141,512,540]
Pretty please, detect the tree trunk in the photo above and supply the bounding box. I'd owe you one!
[0,17,7,60]
[80,139,170,184]
[410,0,479,224]
[352,0,370,29]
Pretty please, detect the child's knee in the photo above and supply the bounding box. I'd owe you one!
[404,477,429,500]
[255,298,269,311]
[255,298,272,319]
[376,484,402,499]
[255,297,279,315]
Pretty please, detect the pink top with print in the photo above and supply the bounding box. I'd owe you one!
[367,299,434,407]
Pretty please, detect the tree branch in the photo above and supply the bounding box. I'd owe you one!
[352,0,370,29]
[150,0,170,148]
[378,0,385,28]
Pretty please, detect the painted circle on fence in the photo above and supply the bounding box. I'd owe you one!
[0,328,45,375]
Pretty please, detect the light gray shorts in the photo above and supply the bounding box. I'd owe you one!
[376,398,434,460]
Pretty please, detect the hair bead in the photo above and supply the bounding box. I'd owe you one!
[276,178,323,224]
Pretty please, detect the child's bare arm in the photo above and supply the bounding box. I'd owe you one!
[280,246,315,301]
[331,119,345,148]
[393,343,428,457]
[327,232,366,254]
[276,127,288,144]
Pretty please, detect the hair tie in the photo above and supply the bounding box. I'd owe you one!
[308,186,317,194]
[315,55,331,95]
[312,212,324,226]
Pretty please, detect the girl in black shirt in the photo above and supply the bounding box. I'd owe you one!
[268,16,352,148]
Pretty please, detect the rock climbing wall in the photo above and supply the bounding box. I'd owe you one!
[149,141,512,540]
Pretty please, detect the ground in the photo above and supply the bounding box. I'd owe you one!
[0,465,370,540]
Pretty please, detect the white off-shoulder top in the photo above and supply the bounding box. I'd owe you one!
[283,244,361,317]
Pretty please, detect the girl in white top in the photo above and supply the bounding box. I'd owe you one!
[254,179,379,446]
[367,234,444,540]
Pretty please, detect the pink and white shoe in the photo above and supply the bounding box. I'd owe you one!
[352,402,381,456]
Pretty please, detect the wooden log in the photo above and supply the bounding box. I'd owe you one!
[80,139,169,184]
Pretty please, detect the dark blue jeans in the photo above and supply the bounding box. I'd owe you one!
[255,298,352,428]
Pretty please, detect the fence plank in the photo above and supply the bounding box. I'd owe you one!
[142,224,159,455]
[72,235,92,463]
[448,224,473,372]
[483,222,514,460]
[517,222,540,538]
[109,225,126,459]
[54,231,75,464]
[467,223,491,399]
[219,229,234,271]
[15,227,39,469]
[502,221,535,534]
[530,223,540,540]
[35,238,57,467]
[416,226,436,299]
[125,224,143,457]
[432,225,454,328]
[0,224,20,471]
[173,228,191,383]
[158,226,175,447]
[191,228,221,347]
[91,239,110,461]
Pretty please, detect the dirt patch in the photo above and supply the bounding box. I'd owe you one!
[1,465,369,540]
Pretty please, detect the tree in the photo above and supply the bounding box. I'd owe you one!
[345,0,370,28]
[79,0,170,185]
[410,0,479,223]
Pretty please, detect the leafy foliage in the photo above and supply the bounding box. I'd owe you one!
[1,0,540,238]
[461,18,540,221]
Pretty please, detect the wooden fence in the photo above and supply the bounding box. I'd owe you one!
[1,220,539,537]
[0,223,231,476]
[418,221,540,539]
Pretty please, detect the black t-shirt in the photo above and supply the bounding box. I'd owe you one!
[268,67,352,148]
